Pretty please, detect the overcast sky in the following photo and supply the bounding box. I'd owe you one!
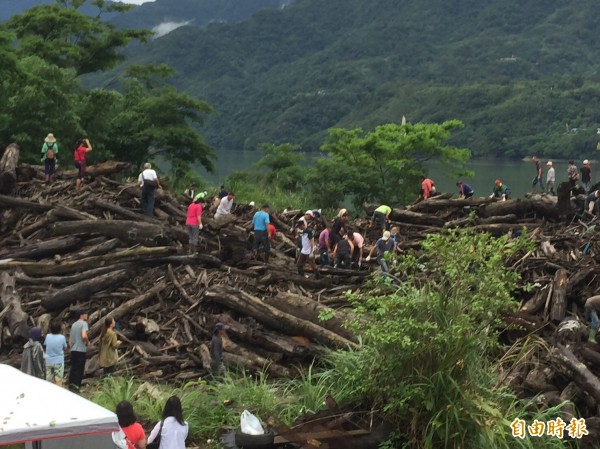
[119,0,156,4]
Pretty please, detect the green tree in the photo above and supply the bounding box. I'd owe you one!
[309,121,471,208]
[255,143,305,191]
[5,0,150,76]
[330,229,568,448]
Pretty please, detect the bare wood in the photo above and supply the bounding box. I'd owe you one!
[0,194,53,212]
[549,268,568,322]
[408,197,493,213]
[87,197,163,224]
[0,272,29,340]
[223,336,292,377]
[205,285,357,349]
[551,344,600,403]
[41,269,131,311]
[0,143,19,194]
[0,236,83,260]
[88,280,167,338]
[14,263,134,286]
[363,203,445,227]
[58,160,132,178]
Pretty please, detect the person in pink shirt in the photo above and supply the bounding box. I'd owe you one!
[186,193,204,254]
[318,224,331,266]
[73,138,92,190]
[419,177,435,200]
[351,232,365,267]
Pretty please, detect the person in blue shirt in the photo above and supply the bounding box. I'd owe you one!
[44,320,68,386]
[456,181,474,199]
[252,204,271,262]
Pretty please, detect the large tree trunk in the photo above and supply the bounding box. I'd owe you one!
[59,160,132,178]
[0,143,19,194]
[41,269,132,311]
[0,194,53,212]
[0,236,83,260]
[86,198,163,224]
[205,285,358,349]
[551,344,600,403]
[363,203,445,227]
[0,272,29,341]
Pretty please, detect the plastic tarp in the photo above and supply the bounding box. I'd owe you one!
[0,364,119,446]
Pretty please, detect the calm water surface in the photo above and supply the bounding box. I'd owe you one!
[196,150,591,201]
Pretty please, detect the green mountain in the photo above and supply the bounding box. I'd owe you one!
[111,0,600,158]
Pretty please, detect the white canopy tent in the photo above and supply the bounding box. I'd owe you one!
[0,364,120,448]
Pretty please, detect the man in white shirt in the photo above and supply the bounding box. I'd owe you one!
[137,162,161,216]
[214,192,235,220]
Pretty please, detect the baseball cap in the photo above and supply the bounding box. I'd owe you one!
[382,231,391,241]
[584,160,589,164]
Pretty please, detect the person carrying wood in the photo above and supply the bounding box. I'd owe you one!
[138,162,162,217]
[214,192,235,220]
[251,204,271,263]
[545,161,556,195]
[186,193,204,254]
[41,133,58,184]
[297,220,320,279]
[74,138,92,190]
[68,310,89,392]
[371,205,391,230]
[210,322,229,377]
[366,230,395,275]
[490,179,511,201]
[585,295,600,342]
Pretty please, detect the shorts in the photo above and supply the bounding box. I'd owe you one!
[46,363,65,384]
[74,161,86,179]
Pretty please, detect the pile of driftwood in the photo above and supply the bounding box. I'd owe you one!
[3,142,600,445]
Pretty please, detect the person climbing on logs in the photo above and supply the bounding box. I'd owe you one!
[418,177,435,201]
[370,205,391,230]
[332,231,353,269]
[584,190,600,218]
[138,163,162,217]
[214,192,235,221]
[350,231,365,268]
[366,230,395,276]
[186,193,204,254]
[74,138,92,190]
[251,204,271,263]
[456,181,474,199]
[581,159,592,193]
[490,179,511,201]
[546,161,556,195]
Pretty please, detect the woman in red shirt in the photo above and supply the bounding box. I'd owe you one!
[74,138,92,190]
[116,401,147,449]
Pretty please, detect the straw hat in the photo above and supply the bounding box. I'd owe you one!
[44,133,56,143]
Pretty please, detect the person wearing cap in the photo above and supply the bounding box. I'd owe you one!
[44,320,68,386]
[366,230,395,275]
[456,181,474,199]
[210,323,228,377]
[419,177,436,201]
[371,205,391,230]
[545,161,556,195]
[214,192,235,220]
[585,295,600,342]
[21,327,45,379]
[41,133,59,183]
[138,162,162,217]
[68,310,89,391]
[584,190,600,218]
[186,193,204,254]
[295,210,316,230]
[581,160,592,193]
[490,179,511,201]
[531,156,544,192]
[252,204,271,262]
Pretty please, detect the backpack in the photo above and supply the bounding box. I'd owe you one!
[45,143,55,159]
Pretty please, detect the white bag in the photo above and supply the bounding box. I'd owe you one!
[240,409,265,435]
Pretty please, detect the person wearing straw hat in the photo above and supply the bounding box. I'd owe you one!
[41,133,59,183]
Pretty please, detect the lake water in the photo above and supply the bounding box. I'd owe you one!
[196,150,588,200]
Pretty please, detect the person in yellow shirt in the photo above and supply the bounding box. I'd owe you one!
[371,204,391,230]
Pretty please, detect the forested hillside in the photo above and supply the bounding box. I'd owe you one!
[116,0,600,158]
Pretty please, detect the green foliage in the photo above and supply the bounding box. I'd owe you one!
[5,0,150,76]
[255,143,305,191]
[327,228,569,448]
[309,121,470,207]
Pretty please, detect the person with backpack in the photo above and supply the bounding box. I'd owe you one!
[74,138,92,190]
[41,133,58,183]
[138,163,162,216]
